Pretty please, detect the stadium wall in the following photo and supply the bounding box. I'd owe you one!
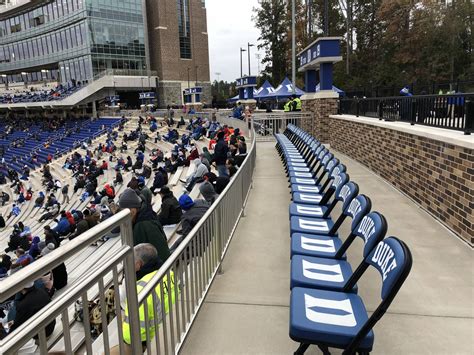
[327,115,473,246]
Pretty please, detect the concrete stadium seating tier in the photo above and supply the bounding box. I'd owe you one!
[302,113,473,246]
[1,116,213,353]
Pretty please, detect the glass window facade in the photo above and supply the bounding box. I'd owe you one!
[177,0,192,59]
[86,0,147,76]
[0,0,85,37]
[0,0,147,84]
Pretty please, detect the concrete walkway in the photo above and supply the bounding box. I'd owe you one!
[181,142,473,355]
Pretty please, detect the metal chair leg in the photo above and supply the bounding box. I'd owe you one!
[294,343,310,355]
[317,345,331,355]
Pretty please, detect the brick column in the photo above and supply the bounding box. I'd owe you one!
[241,99,257,112]
[301,92,339,143]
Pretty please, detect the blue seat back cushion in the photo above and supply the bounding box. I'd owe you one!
[353,212,387,258]
[330,164,346,179]
[325,158,339,174]
[320,153,333,168]
[337,182,359,210]
[331,171,349,192]
[366,237,408,300]
[344,195,371,229]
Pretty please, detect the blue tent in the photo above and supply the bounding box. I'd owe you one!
[269,77,305,98]
[255,80,277,99]
[315,83,345,96]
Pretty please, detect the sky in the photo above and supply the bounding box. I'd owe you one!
[206,0,263,83]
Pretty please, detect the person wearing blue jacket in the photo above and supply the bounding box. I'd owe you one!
[53,211,72,236]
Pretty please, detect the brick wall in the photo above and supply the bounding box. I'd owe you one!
[328,116,473,245]
[146,0,210,83]
[302,97,338,143]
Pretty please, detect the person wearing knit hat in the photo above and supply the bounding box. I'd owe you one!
[199,181,218,204]
[119,188,170,263]
[177,194,209,238]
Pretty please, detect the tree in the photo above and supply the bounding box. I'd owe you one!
[253,0,291,87]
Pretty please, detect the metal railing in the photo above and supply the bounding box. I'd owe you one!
[251,112,314,141]
[0,209,140,354]
[339,94,474,134]
[0,127,257,354]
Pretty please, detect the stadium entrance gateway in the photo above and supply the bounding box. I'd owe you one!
[298,37,343,143]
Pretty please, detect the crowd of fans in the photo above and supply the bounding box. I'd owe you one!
[0,111,248,341]
[0,80,84,104]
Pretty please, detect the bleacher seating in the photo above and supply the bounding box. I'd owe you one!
[0,114,233,353]
[0,117,122,174]
[0,82,82,104]
[275,124,413,354]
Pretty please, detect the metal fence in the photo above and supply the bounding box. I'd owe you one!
[251,112,313,141]
[0,129,256,354]
[339,94,474,134]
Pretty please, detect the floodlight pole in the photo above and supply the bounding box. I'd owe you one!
[292,0,296,94]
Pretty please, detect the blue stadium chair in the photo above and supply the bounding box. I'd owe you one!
[290,237,412,355]
[292,166,347,206]
[290,195,372,259]
[290,212,388,292]
[289,179,358,220]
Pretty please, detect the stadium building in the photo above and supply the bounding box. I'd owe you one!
[0,0,210,110]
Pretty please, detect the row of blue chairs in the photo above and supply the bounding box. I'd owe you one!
[275,124,412,355]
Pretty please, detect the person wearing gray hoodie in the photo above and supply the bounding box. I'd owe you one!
[184,158,209,192]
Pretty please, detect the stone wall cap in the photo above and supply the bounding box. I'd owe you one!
[330,114,474,149]
[301,92,339,100]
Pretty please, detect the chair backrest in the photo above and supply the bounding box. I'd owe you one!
[367,237,412,300]
[324,157,339,174]
[343,194,372,230]
[320,152,334,169]
[314,145,325,158]
[329,162,345,178]
[344,236,412,353]
[336,181,359,209]
[331,170,348,191]
[354,212,388,258]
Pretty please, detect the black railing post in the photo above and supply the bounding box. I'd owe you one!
[465,99,473,135]
[378,101,384,120]
[410,98,417,125]
[356,98,360,117]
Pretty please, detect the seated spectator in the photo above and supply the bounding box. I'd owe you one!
[157,187,182,226]
[8,282,56,337]
[16,193,25,204]
[118,188,171,263]
[178,195,210,238]
[214,175,230,194]
[10,248,33,271]
[7,204,21,219]
[53,211,73,237]
[183,158,209,192]
[69,208,100,240]
[28,236,41,259]
[38,203,59,222]
[199,181,219,205]
[0,191,10,206]
[5,227,30,253]
[35,191,45,208]
[152,167,168,194]
[226,158,238,178]
[114,171,123,185]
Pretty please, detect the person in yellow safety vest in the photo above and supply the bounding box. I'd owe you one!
[114,243,177,354]
[293,95,302,111]
[284,98,292,112]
